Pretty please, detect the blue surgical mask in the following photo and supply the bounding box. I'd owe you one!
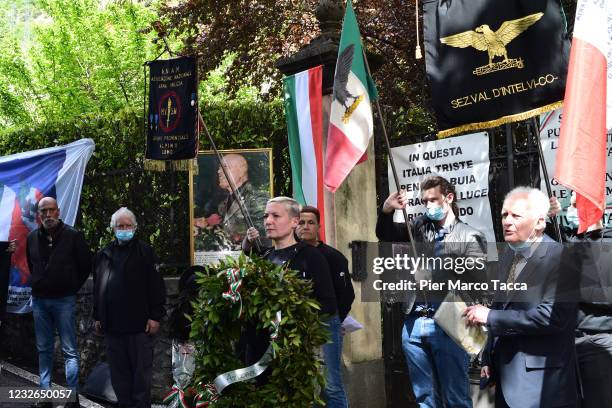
[115,229,135,242]
[426,204,448,221]
[508,240,530,251]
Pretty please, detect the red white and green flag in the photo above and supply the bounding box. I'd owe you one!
[555,0,611,233]
[324,0,378,193]
[283,65,326,240]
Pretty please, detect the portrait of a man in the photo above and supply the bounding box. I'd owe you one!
[191,149,272,265]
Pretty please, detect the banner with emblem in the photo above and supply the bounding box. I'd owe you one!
[146,56,198,170]
[423,0,570,138]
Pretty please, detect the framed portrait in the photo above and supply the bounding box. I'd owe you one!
[190,148,273,265]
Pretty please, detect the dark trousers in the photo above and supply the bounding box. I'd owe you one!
[105,332,154,408]
[576,333,612,408]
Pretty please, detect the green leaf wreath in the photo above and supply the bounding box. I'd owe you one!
[188,254,329,407]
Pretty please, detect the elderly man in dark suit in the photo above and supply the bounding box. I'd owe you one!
[464,186,577,408]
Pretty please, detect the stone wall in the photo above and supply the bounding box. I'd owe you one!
[0,277,180,402]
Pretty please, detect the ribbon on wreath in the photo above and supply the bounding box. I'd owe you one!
[163,385,190,408]
[220,268,246,318]
[194,383,220,408]
[195,311,283,405]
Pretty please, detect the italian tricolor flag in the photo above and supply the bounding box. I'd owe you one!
[555,0,611,233]
[283,65,326,240]
[324,0,378,193]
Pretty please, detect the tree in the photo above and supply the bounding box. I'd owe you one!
[0,0,158,128]
[158,0,432,131]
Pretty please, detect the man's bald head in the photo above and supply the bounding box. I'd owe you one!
[218,154,249,191]
[38,197,61,230]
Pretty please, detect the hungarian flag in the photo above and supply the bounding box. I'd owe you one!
[283,65,326,240]
[555,0,611,233]
[324,0,378,193]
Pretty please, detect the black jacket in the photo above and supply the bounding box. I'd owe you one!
[26,221,92,298]
[317,243,354,321]
[265,242,338,316]
[93,238,166,335]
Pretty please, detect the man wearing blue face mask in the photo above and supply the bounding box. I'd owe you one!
[376,176,486,408]
[465,187,578,408]
[93,207,166,408]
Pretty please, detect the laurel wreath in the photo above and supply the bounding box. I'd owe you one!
[187,254,329,408]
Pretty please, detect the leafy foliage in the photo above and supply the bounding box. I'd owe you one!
[0,0,157,128]
[190,254,329,407]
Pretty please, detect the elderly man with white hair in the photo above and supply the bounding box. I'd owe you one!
[464,187,577,408]
[93,207,166,408]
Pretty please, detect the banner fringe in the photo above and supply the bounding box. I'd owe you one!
[437,101,564,138]
[144,159,199,174]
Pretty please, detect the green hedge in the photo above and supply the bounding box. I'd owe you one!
[0,100,289,273]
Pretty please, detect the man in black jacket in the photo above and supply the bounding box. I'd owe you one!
[26,197,91,407]
[93,207,166,408]
[297,205,353,408]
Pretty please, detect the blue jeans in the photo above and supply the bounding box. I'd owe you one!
[32,296,79,390]
[402,315,471,408]
[322,315,348,408]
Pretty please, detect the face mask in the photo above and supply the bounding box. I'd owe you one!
[426,203,448,221]
[115,229,135,242]
[565,207,579,228]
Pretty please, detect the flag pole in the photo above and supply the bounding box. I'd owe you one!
[361,49,418,257]
[531,117,563,242]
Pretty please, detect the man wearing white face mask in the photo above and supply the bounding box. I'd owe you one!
[464,187,577,408]
[93,207,166,408]
[377,176,486,408]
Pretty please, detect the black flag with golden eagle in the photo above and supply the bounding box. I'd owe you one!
[146,56,198,169]
[423,0,570,137]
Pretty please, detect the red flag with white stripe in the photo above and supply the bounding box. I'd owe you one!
[555,0,611,233]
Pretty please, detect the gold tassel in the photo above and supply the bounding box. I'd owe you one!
[437,101,564,138]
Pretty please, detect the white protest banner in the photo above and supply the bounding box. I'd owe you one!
[539,108,612,228]
[387,132,495,247]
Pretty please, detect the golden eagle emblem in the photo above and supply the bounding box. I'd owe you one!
[440,12,543,75]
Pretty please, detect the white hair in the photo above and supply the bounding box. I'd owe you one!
[267,196,301,218]
[504,187,550,218]
[110,207,138,229]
